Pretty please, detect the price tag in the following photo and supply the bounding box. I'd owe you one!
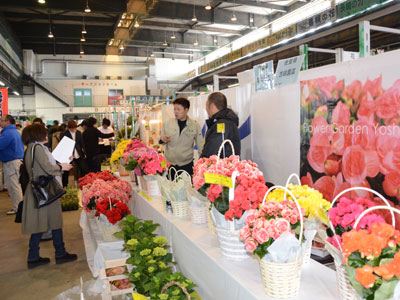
[217,123,225,133]
[138,191,152,201]
[161,160,167,168]
[204,173,233,188]
[132,293,149,300]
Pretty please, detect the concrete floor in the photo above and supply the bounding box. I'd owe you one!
[0,190,92,300]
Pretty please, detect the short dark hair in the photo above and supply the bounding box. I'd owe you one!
[33,118,43,124]
[88,117,97,127]
[59,124,67,132]
[80,120,88,127]
[16,123,22,128]
[53,120,59,126]
[102,118,111,127]
[4,114,15,124]
[68,120,78,129]
[207,92,227,111]
[21,124,48,145]
[173,98,190,110]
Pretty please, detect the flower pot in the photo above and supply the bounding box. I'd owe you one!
[118,165,129,176]
[144,175,161,196]
[259,256,303,298]
[96,214,121,242]
[211,207,249,261]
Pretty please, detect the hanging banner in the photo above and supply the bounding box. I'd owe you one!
[337,0,387,18]
[275,55,305,86]
[266,25,297,47]
[0,88,8,117]
[297,8,337,34]
[254,60,274,92]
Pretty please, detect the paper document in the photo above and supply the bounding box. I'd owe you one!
[52,136,75,163]
[103,139,110,146]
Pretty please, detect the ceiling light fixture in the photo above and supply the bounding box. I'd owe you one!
[80,34,86,42]
[194,40,199,46]
[38,0,46,4]
[214,36,217,43]
[13,91,19,96]
[231,13,237,22]
[163,30,168,46]
[108,39,114,46]
[82,15,87,34]
[84,0,91,13]
[80,44,84,55]
[163,41,168,46]
[249,15,254,23]
[48,13,54,38]
[205,1,211,10]
[0,81,5,86]
[192,0,197,21]
[119,43,124,50]
[150,52,155,57]
[134,20,140,28]
[171,32,176,39]
[121,14,126,20]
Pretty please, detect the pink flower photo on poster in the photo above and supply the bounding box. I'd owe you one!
[300,76,400,227]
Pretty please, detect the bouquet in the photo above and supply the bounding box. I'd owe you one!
[327,196,385,248]
[95,198,131,225]
[266,183,331,224]
[193,155,267,221]
[342,222,400,300]
[82,178,133,212]
[239,201,305,259]
[110,139,132,165]
[78,170,117,190]
[124,139,146,154]
[137,151,170,176]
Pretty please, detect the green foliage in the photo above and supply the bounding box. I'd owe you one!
[60,187,79,211]
[116,215,196,299]
[125,157,138,171]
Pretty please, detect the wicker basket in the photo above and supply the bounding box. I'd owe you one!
[118,165,129,176]
[207,206,216,234]
[215,227,249,261]
[303,241,312,265]
[259,256,303,298]
[189,206,208,224]
[171,201,189,217]
[96,218,120,242]
[335,262,358,300]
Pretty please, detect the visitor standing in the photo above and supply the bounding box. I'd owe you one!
[83,117,114,172]
[51,123,67,151]
[201,92,240,158]
[98,118,113,157]
[21,124,77,269]
[160,98,203,177]
[0,115,24,215]
[60,120,88,186]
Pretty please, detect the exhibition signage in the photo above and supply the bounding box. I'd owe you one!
[337,0,387,18]
[274,55,305,86]
[297,8,337,34]
[0,88,8,117]
[254,60,274,92]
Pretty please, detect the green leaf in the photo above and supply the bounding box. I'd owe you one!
[345,265,364,297]
[375,278,399,300]
[380,258,394,266]
[348,252,367,268]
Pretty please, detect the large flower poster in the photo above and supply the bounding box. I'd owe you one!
[300,75,400,205]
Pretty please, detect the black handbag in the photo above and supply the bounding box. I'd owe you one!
[30,144,66,208]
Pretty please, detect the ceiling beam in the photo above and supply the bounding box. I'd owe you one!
[215,0,287,12]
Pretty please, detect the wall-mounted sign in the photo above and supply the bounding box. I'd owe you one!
[0,88,8,117]
[297,8,337,34]
[275,55,305,86]
[254,60,274,92]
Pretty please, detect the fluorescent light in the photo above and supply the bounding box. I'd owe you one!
[38,0,45,4]
[13,91,19,96]
[228,83,239,88]
[0,81,5,86]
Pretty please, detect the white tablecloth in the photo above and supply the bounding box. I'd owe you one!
[129,189,339,300]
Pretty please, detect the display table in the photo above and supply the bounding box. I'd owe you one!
[129,189,340,300]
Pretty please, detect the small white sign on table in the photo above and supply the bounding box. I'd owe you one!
[275,55,305,86]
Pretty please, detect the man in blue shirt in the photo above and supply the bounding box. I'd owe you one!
[0,115,24,215]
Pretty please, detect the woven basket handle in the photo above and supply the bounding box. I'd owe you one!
[283,173,301,200]
[354,206,400,229]
[168,167,178,180]
[217,139,235,158]
[328,187,395,253]
[161,281,191,300]
[261,185,304,244]
[174,170,192,183]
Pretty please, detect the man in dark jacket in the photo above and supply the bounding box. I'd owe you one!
[201,92,240,158]
[60,120,89,186]
[82,117,114,172]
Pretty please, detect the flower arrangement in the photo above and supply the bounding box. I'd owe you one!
[137,151,170,176]
[117,215,196,300]
[124,139,146,154]
[110,139,132,165]
[78,170,117,190]
[327,196,385,248]
[239,201,305,259]
[266,183,331,223]
[342,222,400,300]
[95,198,131,225]
[82,178,132,212]
[193,155,267,221]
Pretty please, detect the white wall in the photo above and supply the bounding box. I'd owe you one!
[155,58,191,81]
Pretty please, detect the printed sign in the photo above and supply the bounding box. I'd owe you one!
[254,60,274,92]
[204,173,233,188]
[275,55,305,86]
[297,8,337,33]
[337,0,387,18]
[0,88,8,117]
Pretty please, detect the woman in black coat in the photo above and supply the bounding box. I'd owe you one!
[82,117,114,172]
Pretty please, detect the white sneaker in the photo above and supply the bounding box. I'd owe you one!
[6,209,16,215]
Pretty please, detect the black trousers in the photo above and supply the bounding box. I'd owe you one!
[168,161,194,180]
[62,157,89,187]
